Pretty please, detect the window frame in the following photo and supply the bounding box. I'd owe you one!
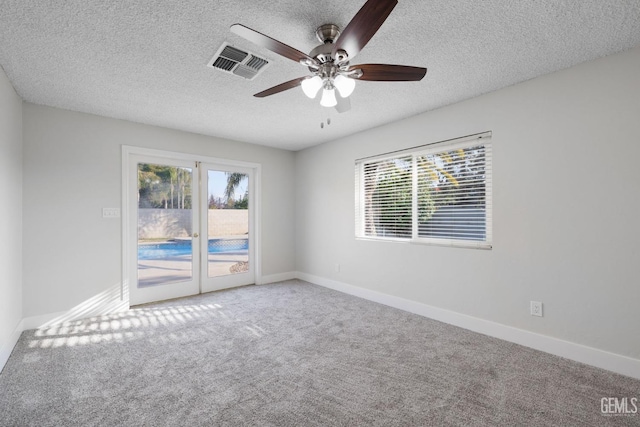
[355,132,492,249]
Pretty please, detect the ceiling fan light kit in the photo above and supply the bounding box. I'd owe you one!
[229,0,427,114]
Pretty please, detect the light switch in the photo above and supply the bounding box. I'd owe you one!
[102,208,120,218]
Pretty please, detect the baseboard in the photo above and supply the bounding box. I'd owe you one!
[0,320,24,373]
[296,272,640,380]
[22,283,129,330]
[257,271,297,285]
[21,310,69,330]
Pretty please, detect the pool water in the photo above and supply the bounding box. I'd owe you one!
[138,239,248,260]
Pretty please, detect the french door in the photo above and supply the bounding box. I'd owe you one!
[200,163,254,293]
[127,153,255,306]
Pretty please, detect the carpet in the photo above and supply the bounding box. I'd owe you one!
[1,280,638,426]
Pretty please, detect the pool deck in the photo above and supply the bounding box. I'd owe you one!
[137,252,249,287]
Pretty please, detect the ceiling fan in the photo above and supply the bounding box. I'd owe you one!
[230,0,427,113]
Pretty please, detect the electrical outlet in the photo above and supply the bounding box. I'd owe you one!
[530,301,543,317]
[102,208,120,218]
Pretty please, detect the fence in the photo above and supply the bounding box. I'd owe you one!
[138,209,248,239]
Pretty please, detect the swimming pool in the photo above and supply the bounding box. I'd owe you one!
[138,239,248,260]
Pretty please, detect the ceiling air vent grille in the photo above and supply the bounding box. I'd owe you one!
[207,42,269,80]
[212,57,236,72]
[220,45,248,63]
[233,64,259,79]
[246,55,268,70]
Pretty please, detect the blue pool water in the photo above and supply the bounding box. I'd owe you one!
[138,239,248,260]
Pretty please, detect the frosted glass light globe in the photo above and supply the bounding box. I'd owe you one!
[320,88,337,107]
[333,74,356,98]
[301,76,323,99]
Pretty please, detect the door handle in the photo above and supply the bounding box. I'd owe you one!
[193,233,199,238]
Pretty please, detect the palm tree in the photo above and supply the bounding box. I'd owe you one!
[224,172,246,207]
[169,167,177,209]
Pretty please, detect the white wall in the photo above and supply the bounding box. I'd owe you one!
[295,46,640,360]
[22,104,295,318]
[0,66,23,368]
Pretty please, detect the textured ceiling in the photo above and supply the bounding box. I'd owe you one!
[1,1,639,151]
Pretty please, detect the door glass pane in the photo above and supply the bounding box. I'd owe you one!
[137,163,193,287]
[207,170,249,278]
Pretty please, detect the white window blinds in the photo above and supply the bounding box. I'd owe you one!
[355,133,492,248]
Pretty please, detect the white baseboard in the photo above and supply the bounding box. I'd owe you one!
[23,283,129,330]
[296,272,640,380]
[21,310,69,330]
[0,320,24,373]
[257,271,297,285]
[22,302,130,331]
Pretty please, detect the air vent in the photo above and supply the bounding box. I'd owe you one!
[233,64,259,79]
[212,57,236,72]
[220,45,248,63]
[246,55,268,70]
[207,42,269,80]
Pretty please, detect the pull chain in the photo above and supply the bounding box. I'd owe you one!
[319,108,332,129]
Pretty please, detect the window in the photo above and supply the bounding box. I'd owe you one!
[355,132,492,248]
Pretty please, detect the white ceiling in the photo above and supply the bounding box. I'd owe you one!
[1,1,639,151]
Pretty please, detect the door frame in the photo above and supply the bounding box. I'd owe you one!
[121,145,262,306]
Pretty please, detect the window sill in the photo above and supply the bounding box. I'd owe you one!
[355,236,492,250]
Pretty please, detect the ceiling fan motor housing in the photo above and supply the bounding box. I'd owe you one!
[310,24,350,65]
[315,24,340,44]
[309,43,335,65]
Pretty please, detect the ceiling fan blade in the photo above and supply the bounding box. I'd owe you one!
[231,24,316,65]
[350,64,427,81]
[254,76,308,98]
[335,93,351,113]
[333,0,397,61]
